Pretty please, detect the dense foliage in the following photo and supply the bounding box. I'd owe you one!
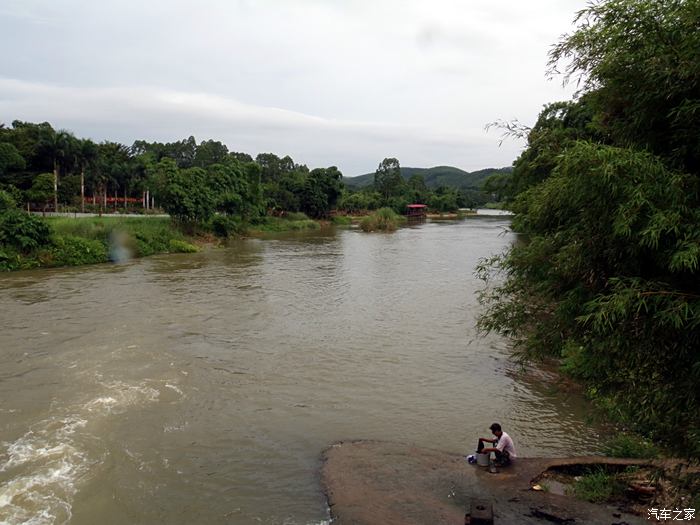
[479,0,700,455]
[1,116,508,228]
[0,123,346,221]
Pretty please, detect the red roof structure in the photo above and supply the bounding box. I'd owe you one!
[406,203,428,218]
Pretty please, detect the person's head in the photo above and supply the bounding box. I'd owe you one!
[489,423,502,437]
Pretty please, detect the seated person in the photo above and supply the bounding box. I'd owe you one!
[477,422,517,466]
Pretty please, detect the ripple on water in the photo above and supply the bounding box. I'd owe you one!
[0,379,178,525]
[0,220,603,524]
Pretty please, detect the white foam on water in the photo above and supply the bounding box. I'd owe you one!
[0,379,170,524]
[84,396,118,412]
[0,417,87,525]
[163,421,188,433]
[85,381,160,415]
[164,383,183,396]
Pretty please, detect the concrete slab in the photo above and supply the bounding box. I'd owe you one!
[321,440,653,525]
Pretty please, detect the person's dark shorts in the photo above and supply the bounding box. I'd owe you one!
[494,450,511,466]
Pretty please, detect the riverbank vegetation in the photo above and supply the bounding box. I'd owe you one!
[478,0,700,457]
[247,213,321,234]
[359,207,406,232]
[0,196,197,270]
[0,117,498,270]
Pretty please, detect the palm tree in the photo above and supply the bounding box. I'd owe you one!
[77,139,97,212]
[40,129,75,212]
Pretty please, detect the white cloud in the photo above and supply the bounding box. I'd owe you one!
[1,78,506,173]
[0,0,587,174]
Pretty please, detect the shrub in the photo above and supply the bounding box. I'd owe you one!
[0,189,16,213]
[49,236,108,266]
[0,211,52,252]
[602,433,660,459]
[169,239,199,253]
[0,247,21,271]
[283,211,310,221]
[359,207,404,232]
[211,215,245,237]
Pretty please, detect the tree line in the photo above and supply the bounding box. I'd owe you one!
[478,0,699,455]
[0,123,346,223]
[0,122,493,227]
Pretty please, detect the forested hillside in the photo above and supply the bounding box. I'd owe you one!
[344,165,511,190]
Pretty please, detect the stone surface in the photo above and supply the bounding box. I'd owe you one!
[321,440,653,525]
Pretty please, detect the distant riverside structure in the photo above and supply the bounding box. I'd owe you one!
[406,204,427,219]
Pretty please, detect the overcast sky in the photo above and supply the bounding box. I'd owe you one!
[0,0,586,175]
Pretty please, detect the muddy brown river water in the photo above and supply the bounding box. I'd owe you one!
[0,217,602,524]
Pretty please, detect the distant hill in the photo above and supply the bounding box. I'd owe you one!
[343,166,512,190]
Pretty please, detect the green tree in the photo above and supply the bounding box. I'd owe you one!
[229,151,253,163]
[0,142,26,179]
[549,0,700,173]
[39,129,76,212]
[206,160,250,216]
[194,139,229,168]
[428,186,459,212]
[0,189,16,213]
[93,141,131,211]
[27,173,55,214]
[153,159,216,225]
[4,121,55,186]
[76,139,97,212]
[338,190,381,212]
[256,153,283,183]
[482,172,511,202]
[301,166,343,218]
[507,99,599,198]
[374,157,404,201]
[479,0,700,456]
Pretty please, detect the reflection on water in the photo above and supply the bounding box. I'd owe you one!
[0,219,601,525]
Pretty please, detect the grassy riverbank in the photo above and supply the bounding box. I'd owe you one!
[0,213,331,271]
[0,216,199,271]
[247,213,321,234]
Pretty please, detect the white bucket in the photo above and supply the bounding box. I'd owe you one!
[476,453,490,467]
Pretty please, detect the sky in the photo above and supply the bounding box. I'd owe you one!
[0,0,587,175]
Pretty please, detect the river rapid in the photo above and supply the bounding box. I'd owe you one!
[0,217,601,524]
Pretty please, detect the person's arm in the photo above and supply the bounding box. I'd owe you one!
[478,437,497,444]
[480,436,501,453]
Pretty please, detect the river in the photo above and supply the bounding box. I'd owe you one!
[0,217,601,525]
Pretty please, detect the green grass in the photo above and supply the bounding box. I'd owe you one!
[359,207,406,232]
[602,433,660,459]
[331,215,353,226]
[168,239,199,253]
[249,215,320,233]
[1,216,199,271]
[569,468,625,503]
[48,216,177,241]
